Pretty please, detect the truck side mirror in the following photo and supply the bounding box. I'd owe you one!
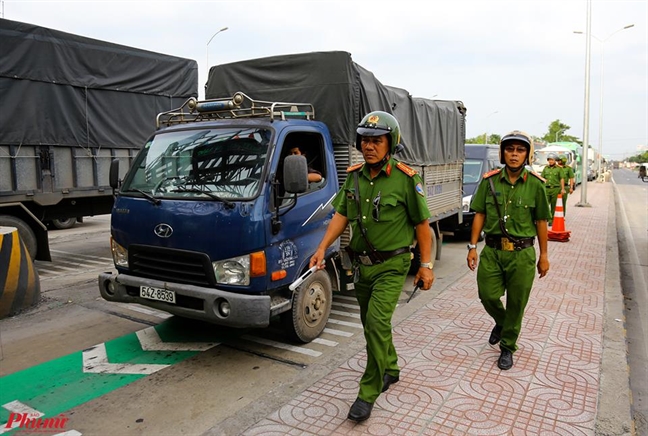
[283,155,308,194]
[109,159,120,189]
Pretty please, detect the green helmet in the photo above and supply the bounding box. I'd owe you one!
[356,111,401,153]
[499,130,534,165]
[559,154,568,163]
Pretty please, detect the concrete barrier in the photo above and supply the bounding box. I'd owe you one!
[0,226,41,319]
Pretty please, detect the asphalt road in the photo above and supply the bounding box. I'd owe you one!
[0,215,470,435]
[612,168,648,434]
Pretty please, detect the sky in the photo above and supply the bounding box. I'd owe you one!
[3,0,647,160]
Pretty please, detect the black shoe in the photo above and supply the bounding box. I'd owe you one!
[347,397,374,422]
[488,325,503,345]
[498,349,513,370]
[382,373,400,392]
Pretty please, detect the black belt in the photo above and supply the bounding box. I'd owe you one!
[546,185,560,188]
[351,247,411,266]
[485,235,535,251]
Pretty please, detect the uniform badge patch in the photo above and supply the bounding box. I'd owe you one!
[415,183,425,197]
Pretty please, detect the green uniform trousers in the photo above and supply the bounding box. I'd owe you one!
[476,245,536,353]
[354,253,410,403]
[546,187,561,224]
[562,191,569,217]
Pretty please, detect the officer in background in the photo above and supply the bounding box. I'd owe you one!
[540,152,565,226]
[310,111,434,421]
[467,130,550,370]
[557,154,575,217]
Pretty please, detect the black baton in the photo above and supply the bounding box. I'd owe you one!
[407,279,425,303]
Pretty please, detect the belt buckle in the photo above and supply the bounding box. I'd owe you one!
[501,237,515,251]
[358,255,373,266]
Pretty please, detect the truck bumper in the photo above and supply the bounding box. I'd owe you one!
[98,272,271,328]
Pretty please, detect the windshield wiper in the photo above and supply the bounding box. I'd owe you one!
[123,188,161,205]
[171,186,235,209]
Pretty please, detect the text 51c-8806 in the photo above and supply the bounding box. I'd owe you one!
[140,286,176,304]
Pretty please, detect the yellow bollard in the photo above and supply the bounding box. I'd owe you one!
[0,226,41,319]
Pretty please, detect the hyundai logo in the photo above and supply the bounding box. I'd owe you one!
[154,223,173,238]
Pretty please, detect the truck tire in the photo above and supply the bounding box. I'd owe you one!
[409,232,438,275]
[281,270,332,343]
[51,218,77,230]
[0,215,38,260]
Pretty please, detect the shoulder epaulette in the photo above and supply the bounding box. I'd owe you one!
[396,162,417,177]
[346,163,364,173]
[482,168,502,179]
[529,171,546,183]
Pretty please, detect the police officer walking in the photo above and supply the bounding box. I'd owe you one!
[540,152,565,225]
[467,130,550,370]
[557,154,575,217]
[310,111,434,421]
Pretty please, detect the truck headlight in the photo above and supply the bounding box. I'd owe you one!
[213,255,250,286]
[462,195,472,212]
[110,238,128,267]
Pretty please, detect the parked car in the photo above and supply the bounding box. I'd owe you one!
[440,144,501,239]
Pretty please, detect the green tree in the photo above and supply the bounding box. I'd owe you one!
[543,120,581,145]
[465,133,501,144]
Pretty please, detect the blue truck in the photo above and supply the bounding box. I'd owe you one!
[99,52,466,342]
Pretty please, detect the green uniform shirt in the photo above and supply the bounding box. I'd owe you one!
[541,164,564,188]
[470,168,551,238]
[562,165,575,184]
[332,157,431,253]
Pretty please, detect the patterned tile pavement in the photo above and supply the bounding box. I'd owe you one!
[242,182,621,435]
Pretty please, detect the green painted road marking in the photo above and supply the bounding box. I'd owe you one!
[0,325,202,429]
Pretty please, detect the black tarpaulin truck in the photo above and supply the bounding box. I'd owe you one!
[0,18,198,260]
[205,51,466,265]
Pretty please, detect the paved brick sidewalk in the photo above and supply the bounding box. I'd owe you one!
[241,182,630,435]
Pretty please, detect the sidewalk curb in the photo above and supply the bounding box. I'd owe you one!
[595,182,633,435]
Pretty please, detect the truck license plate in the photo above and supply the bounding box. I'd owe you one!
[140,286,176,304]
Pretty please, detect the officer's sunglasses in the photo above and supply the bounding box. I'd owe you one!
[372,191,381,222]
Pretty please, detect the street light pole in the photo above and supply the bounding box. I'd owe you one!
[485,110,499,144]
[575,24,634,181]
[576,0,592,208]
[206,26,229,88]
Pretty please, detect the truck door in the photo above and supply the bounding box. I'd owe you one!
[266,130,335,286]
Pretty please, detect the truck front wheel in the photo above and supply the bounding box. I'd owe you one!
[281,270,332,343]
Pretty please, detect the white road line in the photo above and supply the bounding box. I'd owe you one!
[330,309,360,319]
[326,318,363,329]
[82,343,169,375]
[119,304,172,319]
[240,335,322,357]
[136,327,218,351]
[332,302,360,310]
[53,432,83,436]
[333,295,357,303]
[0,401,44,434]
[322,328,354,337]
[2,400,44,415]
[312,337,338,347]
[51,250,113,262]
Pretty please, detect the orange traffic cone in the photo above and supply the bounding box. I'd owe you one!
[548,194,571,242]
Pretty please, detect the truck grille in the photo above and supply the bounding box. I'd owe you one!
[129,245,216,287]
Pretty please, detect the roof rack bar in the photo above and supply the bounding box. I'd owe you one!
[156,92,315,128]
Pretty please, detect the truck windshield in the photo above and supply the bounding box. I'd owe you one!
[121,127,271,200]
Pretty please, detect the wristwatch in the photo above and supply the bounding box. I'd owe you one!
[467,243,477,250]
[420,262,433,270]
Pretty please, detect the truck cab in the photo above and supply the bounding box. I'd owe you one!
[100,93,340,343]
